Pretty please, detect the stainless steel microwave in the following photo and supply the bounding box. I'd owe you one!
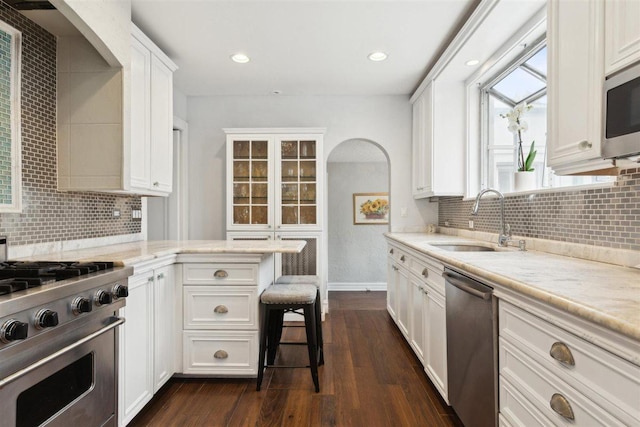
[602,62,640,159]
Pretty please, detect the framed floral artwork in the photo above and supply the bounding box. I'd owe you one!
[353,192,389,225]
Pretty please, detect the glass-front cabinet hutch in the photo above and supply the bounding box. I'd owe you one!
[225,129,326,312]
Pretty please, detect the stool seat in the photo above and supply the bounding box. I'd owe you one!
[260,284,317,305]
[275,275,321,288]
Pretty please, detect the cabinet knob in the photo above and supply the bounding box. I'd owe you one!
[213,350,229,360]
[157,273,164,280]
[417,186,424,191]
[400,255,406,262]
[214,270,229,278]
[214,305,228,314]
[148,276,154,282]
[577,140,592,150]
[421,268,429,278]
[392,265,399,271]
[153,181,159,187]
[549,393,575,421]
[389,248,394,254]
[549,341,575,366]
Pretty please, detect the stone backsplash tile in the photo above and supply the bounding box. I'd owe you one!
[439,168,640,251]
[0,3,141,247]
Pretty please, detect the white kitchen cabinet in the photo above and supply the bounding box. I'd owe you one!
[411,80,465,198]
[119,258,176,426]
[605,0,640,76]
[130,24,177,195]
[118,272,154,426]
[225,128,325,231]
[409,276,426,363]
[547,0,617,175]
[498,298,640,426]
[385,240,449,403]
[153,264,175,392]
[386,255,397,320]
[178,253,274,376]
[57,25,177,195]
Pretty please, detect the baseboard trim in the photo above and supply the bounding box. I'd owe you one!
[327,282,387,291]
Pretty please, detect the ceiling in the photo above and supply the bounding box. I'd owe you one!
[130,0,478,97]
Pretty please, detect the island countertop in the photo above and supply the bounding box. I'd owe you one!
[385,232,640,343]
[14,240,306,266]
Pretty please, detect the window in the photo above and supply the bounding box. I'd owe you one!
[481,42,612,192]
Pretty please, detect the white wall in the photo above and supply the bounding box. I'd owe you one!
[173,87,188,121]
[328,161,388,290]
[186,95,437,239]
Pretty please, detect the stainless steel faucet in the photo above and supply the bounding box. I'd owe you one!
[471,189,511,246]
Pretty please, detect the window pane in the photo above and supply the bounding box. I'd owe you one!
[492,67,545,103]
[488,96,515,148]
[525,46,547,76]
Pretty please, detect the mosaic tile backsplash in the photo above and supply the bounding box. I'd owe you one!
[439,168,640,251]
[0,3,141,247]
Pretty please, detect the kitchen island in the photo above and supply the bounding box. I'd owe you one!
[14,239,306,426]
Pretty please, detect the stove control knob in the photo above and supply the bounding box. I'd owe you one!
[35,309,59,329]
[72,297,93,315]
[95,289,113,306]
[112,284,129,299]
[1,319,28,343]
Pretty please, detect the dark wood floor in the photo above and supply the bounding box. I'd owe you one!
[129,291,461,426]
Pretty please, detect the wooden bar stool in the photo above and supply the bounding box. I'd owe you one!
[274,275,324,365]
[257,284,320,392]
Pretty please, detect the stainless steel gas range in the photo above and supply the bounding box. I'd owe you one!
[0,257,132,427]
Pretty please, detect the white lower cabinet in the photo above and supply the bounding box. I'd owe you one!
[119,258,176,426]
[386,241,448,403]
[178,253,273,377]
[498,298,640,426]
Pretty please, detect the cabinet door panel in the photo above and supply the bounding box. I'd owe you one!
[130,37,151,189]
[425,289,448,401]
[386,256,397,319]
[149,55,173,193]
[605,0,640,75]
[154,265,175,392]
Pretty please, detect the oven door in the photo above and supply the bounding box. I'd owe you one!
[0,317,123,427]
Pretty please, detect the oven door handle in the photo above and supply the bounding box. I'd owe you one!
[0,316,125,389]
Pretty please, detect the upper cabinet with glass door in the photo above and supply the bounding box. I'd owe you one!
[225,129,324,231]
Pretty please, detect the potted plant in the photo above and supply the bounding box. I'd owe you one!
[500,102,537,191]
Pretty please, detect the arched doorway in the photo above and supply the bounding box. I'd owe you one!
[326,139,390,291]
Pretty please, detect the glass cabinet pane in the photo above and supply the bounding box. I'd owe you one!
[300,206,316,224]
[299,161,315,181]
[231,138,270,226]
[282,183,298,204]
[281,161,298,181]
[300,184,315,204]
[281,206,298,224]
[300,140,316,159]
[281,140,298,159]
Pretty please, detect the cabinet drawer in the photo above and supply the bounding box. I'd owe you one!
[183,330,258,376]
[411,257,445,295]
[500,338,627,426]
[182,263,258,285]
[500,376,554,427]
[183,286,257,329]
[499,301,640,423]
[388,245,411,267]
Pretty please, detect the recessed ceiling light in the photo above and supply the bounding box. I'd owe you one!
[231,53,250,64]
[465,59,480,66]
[368,52,388,62]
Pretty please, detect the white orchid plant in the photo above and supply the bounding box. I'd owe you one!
[500,101,536,172]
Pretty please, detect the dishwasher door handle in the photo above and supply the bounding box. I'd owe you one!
[443,272,492,300]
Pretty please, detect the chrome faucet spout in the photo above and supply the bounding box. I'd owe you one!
[471,188,511,246]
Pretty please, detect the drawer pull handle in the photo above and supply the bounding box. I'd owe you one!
[213,350,228,359]
[214,305,228,314]
[422,268,429,278]
[550,342,575,366]
[400,255,406,262]
[214,270,229,278]
[389,248,394,254]
[577,140,592,150]
[550,393,575,421]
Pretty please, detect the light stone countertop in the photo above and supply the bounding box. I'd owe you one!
[385,232,640,342]
[14,240,306,266]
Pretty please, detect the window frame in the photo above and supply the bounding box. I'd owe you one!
[480,36,547,191]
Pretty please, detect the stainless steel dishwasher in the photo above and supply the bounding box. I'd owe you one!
[444,268,497,427]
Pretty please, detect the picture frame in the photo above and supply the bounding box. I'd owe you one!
[353,192,389,225]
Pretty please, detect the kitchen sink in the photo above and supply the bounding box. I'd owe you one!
[430,244,496,252]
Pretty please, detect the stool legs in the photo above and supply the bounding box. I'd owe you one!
[315,290,324,366]
[256,304,270,391]
[303,304,320,393]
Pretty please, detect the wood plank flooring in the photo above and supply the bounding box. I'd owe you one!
[129,291,461,427]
